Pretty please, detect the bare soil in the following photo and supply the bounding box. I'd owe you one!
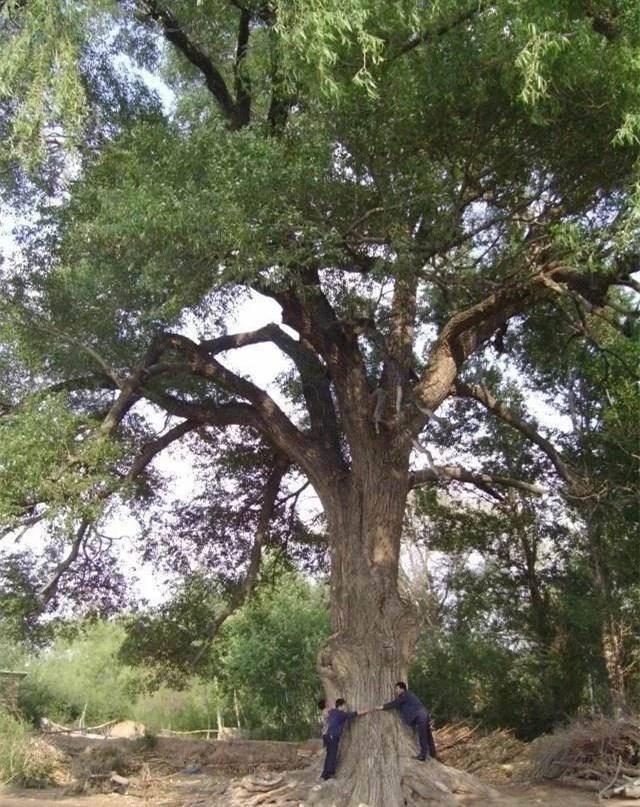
[2,734,640,806]
[5,777,640,806]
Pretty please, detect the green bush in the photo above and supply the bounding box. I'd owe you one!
[132,680,223,733]
[0,708,61,787]
[19,621,143,727]
[219,571,330,740]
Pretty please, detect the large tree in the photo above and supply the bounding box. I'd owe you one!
[1,1,639,804]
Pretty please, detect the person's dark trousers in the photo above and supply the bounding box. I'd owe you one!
[413,713,431,760]
[426,718,437,759]
[321,735,340,778]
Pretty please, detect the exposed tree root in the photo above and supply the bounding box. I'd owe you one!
[223,751,501,806]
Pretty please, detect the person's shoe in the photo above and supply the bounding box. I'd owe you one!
[414,755,426,761]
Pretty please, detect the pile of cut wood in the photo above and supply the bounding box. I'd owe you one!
[528,716,640,799]
[435,721,527,782]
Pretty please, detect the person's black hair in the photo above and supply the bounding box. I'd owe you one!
[396,681,407,690]
[317,699,326,710]
[335,698,346,708]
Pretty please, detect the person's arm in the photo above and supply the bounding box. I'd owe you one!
[378,692,405,711]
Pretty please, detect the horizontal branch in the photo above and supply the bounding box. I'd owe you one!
[410,464,546,497]
[141,390,261,431]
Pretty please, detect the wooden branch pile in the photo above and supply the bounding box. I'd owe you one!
[528,716,640,799]
[435,721,527,783]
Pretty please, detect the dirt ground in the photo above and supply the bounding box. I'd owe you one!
[5,777,640,806]
[2,735,640,807]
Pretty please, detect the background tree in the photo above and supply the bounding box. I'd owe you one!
[410,317,640,732]
[1,1,639,804]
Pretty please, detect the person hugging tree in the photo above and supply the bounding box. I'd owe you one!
[377,681,436,762]
[321,698,370,780]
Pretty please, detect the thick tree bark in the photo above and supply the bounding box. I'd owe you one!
[318,450,421,806]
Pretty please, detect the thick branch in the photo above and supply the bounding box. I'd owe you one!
[99,332,174,434]
[255,270,371,446]
[199,323,293,354]
[410,465,545,496]
[410,264,623,434]
[201,323,342,463]
[233,7,252,127]
[149,333,334,490]
[141,391,261,432]
[378,270,418,424]
[265,7,291,135]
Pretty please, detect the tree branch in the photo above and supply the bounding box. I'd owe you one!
[37,519,91,606]
[410,263,625,434]
[410,465,546,496]
[145,333,336,490]
[34,418,201,610]
[378,269,419,427]
[454,380,582,491]
[139,0,239,127]
[195,323,343,464]
[193,454,289,663]
[254,270,371,447]
[233,7,252,127]
[391,1,493,59]
[126,419,199,481]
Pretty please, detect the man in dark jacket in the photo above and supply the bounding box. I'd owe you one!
[321,698,369,780]
[377,681,436,761]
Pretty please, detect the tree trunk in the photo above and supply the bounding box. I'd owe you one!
[223,454,500,806]
[319,459,421,806]
[586,521,628,714]
[602,615,628,715]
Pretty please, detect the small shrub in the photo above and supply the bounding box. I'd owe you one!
[0,709,63,787]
